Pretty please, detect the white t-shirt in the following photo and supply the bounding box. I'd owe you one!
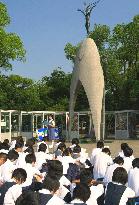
[58,156,75,175]
[123,157,133,173]
[93,152,113,179]
[35,151,52,170]
[128,167,139,196]
[59,176,70,199]
[4,184,22,205]
[70,199,85,204]
[21,163,40,187]
[118,151,134,160]
[104,163,122,185]
[90,148,102,166]
[0,159,17,182]
[86,184,104,205]
[9,140,16,150]
[16,152,27,168]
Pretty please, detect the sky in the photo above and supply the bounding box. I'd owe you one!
[1,0,139,80]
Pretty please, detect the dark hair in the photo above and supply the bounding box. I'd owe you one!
[3,139,9,144]
[62,147,72,156]
[57,143,66,152]
[12,168,27,183]
[73,145,81,153]
[113,156,124,165]
[1,142,10,150]
[25,139,35,147]
[0,153,7,161]
[97,141,104,148]
[123,147,133,157]
[15,191,39,205]
[38,143,47,153]
[8,150,19,161]
[73,183,91,202]
[132,158,139,168]
[15,142,24,150]
[121,143,128,151]
[72,138,79,145]
[112,167,128,185]
[49,114,53,118]
[25,154,36,164]
[24,146,34,154]
[17,136,23,141]
[43,176,60,192]
[16,136,24,146]
[80,169,92,185]
[47,160,63,180]
[102,148,111,155]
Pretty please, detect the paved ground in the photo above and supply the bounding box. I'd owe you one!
[47,140,139,158]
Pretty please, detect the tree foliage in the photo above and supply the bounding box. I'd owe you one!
[0,2,26,70]
[0,14,139,112]
[39,68,72,111]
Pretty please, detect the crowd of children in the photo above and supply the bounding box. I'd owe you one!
[0,136,139,205]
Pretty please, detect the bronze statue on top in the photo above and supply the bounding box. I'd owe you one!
[77,0,101,35]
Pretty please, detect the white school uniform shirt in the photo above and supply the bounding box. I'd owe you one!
[118,151,135,160]
[123,157,133,173]
[90,148,102,166]
[59,175,71,186]
[39,189,65,205]
[35,151,52,170]
[0,149,9,154]
[105,182,135,205]
[93,152,113,179]
[104,163,121,185]
[0,163,5,183]
[48,119,55,127]
[128,167,139,196]
[3,184,22,205]
[58,156,75,175]
[59,175,71,199]
[54,142,61,151]
[70,144,76,150]
[78,149,89,164]
[0,159,17,182]
[86,184,104,205]
[16,152,27,168]
[21,163,40,187]
[70,199,85,204]
[9,140,16,150]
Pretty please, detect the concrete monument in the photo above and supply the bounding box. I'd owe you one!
[69,38,104,141]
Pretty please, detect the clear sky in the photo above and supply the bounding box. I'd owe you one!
[2,0,139,80]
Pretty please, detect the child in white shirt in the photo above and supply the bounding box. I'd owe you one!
[3,168,27,205]
[128,158,139,196]
[1,150,19,182]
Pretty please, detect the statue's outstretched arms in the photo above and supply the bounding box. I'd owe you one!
[77,9,85,16]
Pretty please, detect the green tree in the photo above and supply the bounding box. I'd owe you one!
[64,43,79,63]
[0,2,26,71]
[38,68,72,111]
[0,75,43,111]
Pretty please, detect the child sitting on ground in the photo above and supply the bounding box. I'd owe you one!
[3,168,27,205]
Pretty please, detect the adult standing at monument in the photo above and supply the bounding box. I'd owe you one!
[48,115,55,141]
